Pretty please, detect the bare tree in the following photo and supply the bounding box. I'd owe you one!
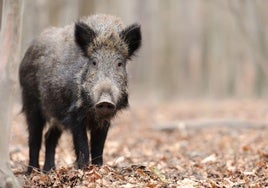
[0,0,23,187]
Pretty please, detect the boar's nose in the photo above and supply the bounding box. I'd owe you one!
[96,101,115,111]
[95,94,116,117]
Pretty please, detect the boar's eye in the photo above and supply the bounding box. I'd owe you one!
[117,62,123,67]
[92,61,97,66]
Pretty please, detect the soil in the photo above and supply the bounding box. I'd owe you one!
[10,100,268,187]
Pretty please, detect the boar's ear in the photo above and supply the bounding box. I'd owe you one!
[120,24,142,58]
[75,22,96,55]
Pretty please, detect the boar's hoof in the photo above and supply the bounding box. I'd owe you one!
[26,166,40,176]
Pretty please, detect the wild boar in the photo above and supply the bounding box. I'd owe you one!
[19,14,142,174]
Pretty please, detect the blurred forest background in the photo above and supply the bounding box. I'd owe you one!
[2,0,268,101]
[2,1,268,186]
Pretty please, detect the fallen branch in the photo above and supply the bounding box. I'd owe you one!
[154,119,267,132]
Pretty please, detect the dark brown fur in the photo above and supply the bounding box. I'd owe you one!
[19,14,141,174]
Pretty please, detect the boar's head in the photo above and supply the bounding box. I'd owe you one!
[75,22,141,120]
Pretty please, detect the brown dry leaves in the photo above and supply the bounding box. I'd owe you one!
[11,100,268,187]
[23,165,169,187]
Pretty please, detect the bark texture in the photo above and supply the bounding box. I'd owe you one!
[0,0,23,187]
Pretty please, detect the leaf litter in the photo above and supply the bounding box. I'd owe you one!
[10,100,268,187]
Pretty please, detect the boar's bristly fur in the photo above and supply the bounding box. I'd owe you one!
[19,14,142,174]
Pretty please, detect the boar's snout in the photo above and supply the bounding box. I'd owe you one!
[95,93,116,118]
[92,79,120,118]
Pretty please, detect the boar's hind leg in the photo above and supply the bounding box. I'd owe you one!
[90,121,110,166]
[71,124,89,169]
[23,96,46,175]
[43,126,62,172]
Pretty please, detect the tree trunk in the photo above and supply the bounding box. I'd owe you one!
[0,0,23,187]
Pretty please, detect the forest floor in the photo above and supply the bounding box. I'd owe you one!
[10,99,268,187]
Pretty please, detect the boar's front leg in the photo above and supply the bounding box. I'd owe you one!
[43,126,62,172]
[90,121,110,166]
[71,124,89,169]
